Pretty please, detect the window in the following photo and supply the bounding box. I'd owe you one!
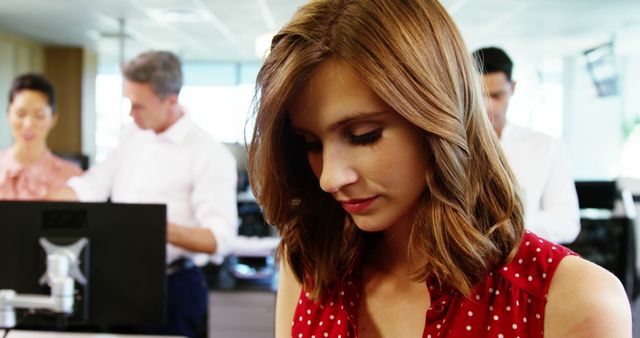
[508,57,564,139]
[94,62,261,161]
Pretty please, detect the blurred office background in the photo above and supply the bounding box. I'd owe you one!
[1,0,639,179]
[1,0,640,337]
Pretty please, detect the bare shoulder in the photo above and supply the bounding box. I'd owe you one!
[275,259,302,338]
[544,255,632,338]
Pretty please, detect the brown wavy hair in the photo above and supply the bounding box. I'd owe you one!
[247,0,524,299]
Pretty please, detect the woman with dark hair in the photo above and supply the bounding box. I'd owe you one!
[0,73,82,200]
[247,0,631,337]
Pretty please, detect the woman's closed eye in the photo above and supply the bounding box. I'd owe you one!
[294,126,383,153]
[349,128,382,145]
[11,110,27,118]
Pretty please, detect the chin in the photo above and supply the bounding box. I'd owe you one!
[351,217,392,233]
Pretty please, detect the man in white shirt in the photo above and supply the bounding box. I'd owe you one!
[50,51,238,337]
[472,46,580,244]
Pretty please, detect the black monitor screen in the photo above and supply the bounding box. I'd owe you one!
[0,201,167,329]
[575,180,618,210]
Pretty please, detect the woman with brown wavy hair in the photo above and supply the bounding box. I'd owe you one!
[247,0,630,337]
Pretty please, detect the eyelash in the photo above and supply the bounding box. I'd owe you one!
[303,128,383,153]
[349,128,382,145]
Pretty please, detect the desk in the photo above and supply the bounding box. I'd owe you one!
[5,330,185,338]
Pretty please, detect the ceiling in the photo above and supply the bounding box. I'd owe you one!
[0,0,639,64]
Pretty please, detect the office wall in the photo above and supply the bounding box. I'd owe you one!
[563,40,640,180]
[618,57,640,178]
[563,54,624,180]
[44,47,83,153]
[562,22,640,180]
[0,31,44,148]
[82,49,97,164]
[44,46,98,158]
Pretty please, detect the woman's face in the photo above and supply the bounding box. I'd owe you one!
[289,59,428,233]
[7,90,57,147]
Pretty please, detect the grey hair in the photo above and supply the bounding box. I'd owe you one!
[121,50,183,98]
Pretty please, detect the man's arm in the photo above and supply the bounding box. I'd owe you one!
[167,223,217,254]
[183,142,238,258]
[47,167,112,202]
[47,186,79,201]
[47,132,131,202]
[526,142,581,244]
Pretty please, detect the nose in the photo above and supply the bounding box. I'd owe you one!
[21,116,34,128]
[317,146,358,194]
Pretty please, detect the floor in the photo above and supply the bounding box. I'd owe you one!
[208,290,276,338]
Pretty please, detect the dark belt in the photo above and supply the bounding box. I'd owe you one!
[166,257,196,275]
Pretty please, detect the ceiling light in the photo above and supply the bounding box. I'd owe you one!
[147,8,205,23]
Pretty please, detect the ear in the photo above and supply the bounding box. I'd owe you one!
[509,80,517,96]
[164,94,179,107]
[50,112,59,128]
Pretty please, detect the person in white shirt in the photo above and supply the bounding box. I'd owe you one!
[472,46,580,244]
[49,50,238,338]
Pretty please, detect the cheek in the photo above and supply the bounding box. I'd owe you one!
[30,118,54,134]
[495,98,508,110]
[376,135,427,189]
[8,113,19,123]
[389,151,426,185]
[486,98,497,110]
[9,119,24,132]
[41,121,55,134]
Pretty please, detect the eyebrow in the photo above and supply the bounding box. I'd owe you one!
[484,89,506,96]
[293,110,390,135]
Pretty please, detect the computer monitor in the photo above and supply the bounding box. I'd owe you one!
[574,180,618,210]
[0,201,167,330]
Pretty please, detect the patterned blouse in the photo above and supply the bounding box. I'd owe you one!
[291,231,577,338]
[0,148,82,200]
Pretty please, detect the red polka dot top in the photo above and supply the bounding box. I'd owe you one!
[291,231,578,338]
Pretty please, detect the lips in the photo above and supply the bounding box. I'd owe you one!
[340,196,377,214]
[21,132,35,141]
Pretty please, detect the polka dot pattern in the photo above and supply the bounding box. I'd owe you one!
[291,231,577,337]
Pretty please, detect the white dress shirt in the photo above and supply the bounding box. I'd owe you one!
[68,115,238,265]
[500,123,581,244]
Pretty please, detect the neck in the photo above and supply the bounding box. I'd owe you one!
[154,107,184,134]
[495,120,508,139]
[12,142,48,165]
[365,220,419,278]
